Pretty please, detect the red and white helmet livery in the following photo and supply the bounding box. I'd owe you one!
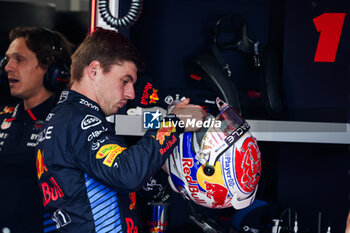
[166,98,261,209]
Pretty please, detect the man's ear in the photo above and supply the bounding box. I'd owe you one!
[87,60,101,81]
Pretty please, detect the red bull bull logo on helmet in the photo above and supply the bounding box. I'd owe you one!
[196,160,231,208]
[204,180,229,208]
[235,137,261,193]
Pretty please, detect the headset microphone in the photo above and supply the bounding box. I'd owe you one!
[0,57,8,85]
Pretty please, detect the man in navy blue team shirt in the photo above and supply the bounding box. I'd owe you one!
[35,27,207,233]
[0,27,72,233]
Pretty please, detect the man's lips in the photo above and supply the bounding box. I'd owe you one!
[119,102,127,108]
[8,77,19,84]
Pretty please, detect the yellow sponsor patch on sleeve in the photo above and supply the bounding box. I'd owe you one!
[96,144,126,167]
[96,144,119,159]
[102,146,126,167]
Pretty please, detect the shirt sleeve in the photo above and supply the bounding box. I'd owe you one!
[70,112,183,192]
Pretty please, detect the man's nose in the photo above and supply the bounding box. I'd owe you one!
[4,58,14,73]
[125,85,135,100]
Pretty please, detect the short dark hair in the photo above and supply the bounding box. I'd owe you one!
[9,26,73,69]
[71,27,145,82]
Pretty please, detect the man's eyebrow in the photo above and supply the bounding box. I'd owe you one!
[125,75,135,83]
[5,52,24,58]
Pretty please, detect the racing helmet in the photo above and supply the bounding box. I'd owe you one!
[166,98,261,209]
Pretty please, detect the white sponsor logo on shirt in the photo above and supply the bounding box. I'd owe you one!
[81,115,102,130]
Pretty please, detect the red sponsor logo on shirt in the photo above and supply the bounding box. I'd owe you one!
[129,192,136,210]
[155,122,176,145]
[149,88,159,104]
[0,106,15,114]
[140,82,153,105]
[40,177,64,207]
[159,135,177,155]
[126,218,138,233]
[36,149,47,179]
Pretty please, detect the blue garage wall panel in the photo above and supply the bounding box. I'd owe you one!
[279,3,350,233]
[282,0,350,123]
[277,143,350,233]
[130,0,271,90]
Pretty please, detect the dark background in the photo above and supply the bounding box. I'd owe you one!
[123,0,350,232]
[0,0,349,232]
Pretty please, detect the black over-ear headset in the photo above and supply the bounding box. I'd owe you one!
[0,27,70,92]
[40,27,70,92]
[185,14,284,119]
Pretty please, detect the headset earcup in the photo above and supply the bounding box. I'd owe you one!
[44,63,69,92]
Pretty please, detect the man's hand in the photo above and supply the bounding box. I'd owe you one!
[171,98,207,132]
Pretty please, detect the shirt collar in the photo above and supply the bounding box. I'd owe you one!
[11,95,56,121]
[58,90,101,113]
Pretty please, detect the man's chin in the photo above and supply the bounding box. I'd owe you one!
[104,108,119,117]
[114,107,120,115]
[9,90,21,98]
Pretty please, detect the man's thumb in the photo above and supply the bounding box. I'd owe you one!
[179,98,190,105]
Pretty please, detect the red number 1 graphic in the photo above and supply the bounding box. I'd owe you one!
[313,13,346,62]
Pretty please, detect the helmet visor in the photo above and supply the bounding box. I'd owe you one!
[200,105,248,152]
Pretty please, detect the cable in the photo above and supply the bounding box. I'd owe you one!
[293,212,298,233]
[318,212,322,233]
[99,0,143,29]
[275,208,298,233]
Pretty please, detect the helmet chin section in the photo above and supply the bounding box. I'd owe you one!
[231,185,258,209]
[167,175,179,194]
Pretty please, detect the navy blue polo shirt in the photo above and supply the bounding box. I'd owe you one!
[0,96,56,233]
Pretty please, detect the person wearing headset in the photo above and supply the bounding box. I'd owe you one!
[35,27,207,233]
[0,26,73,233]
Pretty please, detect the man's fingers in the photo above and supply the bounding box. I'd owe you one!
[177,98,190,106]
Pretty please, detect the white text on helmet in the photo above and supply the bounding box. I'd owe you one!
[224,122,250,146]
